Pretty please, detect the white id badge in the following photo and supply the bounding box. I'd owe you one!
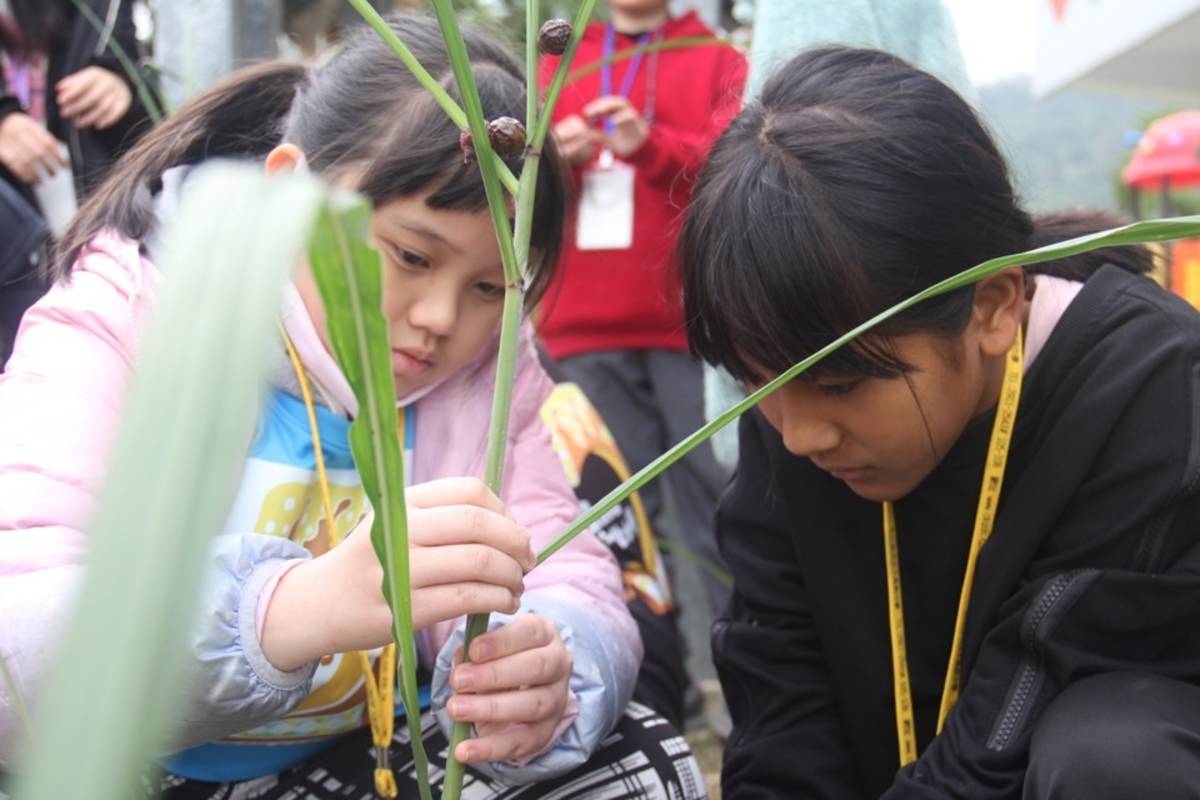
[576,160,635,251]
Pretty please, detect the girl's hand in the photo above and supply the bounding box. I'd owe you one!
[260,478,536,672]
[446,614,573,765]
[0,112,67,184]
[56,66,133,130]
[583,95,650,159]
[552,114,605,166]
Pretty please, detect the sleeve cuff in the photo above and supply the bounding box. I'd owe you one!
[429,591,639,784]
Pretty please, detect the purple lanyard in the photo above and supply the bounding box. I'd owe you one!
[600,25,651,134]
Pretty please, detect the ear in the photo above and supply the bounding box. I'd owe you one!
[265,143,307,175]
[970,267,1025,358]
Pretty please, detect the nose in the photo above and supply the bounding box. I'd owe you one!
[762,390,842,459]
[407,281,458,338]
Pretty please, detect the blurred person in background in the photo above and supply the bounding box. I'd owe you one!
[537,0,747,621]
[0,0,153,369]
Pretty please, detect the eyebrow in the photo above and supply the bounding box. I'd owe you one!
[394,220,463,256]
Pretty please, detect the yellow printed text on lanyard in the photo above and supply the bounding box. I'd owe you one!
[882,327,1023,767]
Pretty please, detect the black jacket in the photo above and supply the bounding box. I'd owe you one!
[714,266,1200,799]
[0,0,153,205]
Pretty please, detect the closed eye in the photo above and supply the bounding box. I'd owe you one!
[394,247,430,269]
[476,281,505,299]
[814,379,863,397]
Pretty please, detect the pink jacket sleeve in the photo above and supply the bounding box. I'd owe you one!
[0,235,153,759]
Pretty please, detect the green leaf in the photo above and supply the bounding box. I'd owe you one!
[15,164,324,800]
[306,193,433,800]
[535,215,1200,564]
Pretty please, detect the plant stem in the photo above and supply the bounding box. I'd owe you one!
[346,0,519,195]
[526,0,538,134]
[427,2,531,797]
[531,0,597,150]
[534,215,1200,565]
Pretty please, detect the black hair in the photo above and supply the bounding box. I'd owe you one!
[0,0,68,57]
[679,47,1034,384]
[55,13,566,307]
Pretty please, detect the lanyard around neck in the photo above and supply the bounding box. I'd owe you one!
[278,323,404,799]
[882,327,1024,767]
[600,24,660,133]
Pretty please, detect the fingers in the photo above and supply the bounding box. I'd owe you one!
[57,67,131,128]
[58,77,109,123]
[410,582,521,629]
[462,614,560,667]
[451,644,571,699]
[408,543,526,598]
[407,502,534,571]
[447,683,566,727]
[406,477,508,516]
[454,718,559,765]
[553,114,589,138]
[583,95,633,122]
[0,116,66,184]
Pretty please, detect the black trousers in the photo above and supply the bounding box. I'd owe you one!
[1025,672,1200,799]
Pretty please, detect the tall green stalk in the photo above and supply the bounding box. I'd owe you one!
[347,0,518,195]
[425,2,527,794]
[307,194,434,800]
[534,216,1200,564]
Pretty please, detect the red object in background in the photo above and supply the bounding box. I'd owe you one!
[1123,111,1200,190]
[1050,0,1070,21]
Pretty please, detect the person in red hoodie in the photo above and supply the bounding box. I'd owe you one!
[537,0,747,619]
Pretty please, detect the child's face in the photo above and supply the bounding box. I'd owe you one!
[746,271,1025,503]
[299,191,506,400]
[750,334,990,502]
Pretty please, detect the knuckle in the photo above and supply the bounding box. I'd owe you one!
[465,546,492,575]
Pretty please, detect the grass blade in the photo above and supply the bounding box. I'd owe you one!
[307,193,433,800]
[14,164,323,800]
[535,215,1200,564]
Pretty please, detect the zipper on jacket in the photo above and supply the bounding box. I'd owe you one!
[986,569,1097,752]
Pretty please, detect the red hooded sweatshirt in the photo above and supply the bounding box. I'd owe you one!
[537,12,747,359]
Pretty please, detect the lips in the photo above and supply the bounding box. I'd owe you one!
[813,460,872,482]
[391,347,434,377]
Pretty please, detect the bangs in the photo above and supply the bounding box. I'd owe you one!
[354,68,565,307]
[680,118,915,386]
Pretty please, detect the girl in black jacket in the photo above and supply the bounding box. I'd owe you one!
[0,0,153,204]
[679,47,1200,799]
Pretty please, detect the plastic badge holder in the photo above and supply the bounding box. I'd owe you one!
[32,143,77,237]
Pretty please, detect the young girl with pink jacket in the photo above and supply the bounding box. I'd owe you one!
[0,15,700,800]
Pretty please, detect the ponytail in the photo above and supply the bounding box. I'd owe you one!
[54,61,309,278]
[1027,209,1154,282]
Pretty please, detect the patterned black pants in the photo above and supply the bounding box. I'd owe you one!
[153,704,706,800]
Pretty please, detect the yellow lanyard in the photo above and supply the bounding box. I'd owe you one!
[882,328,1023,767]
[279,325,401,799]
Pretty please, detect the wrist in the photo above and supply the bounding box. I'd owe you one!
[259,558,330,672]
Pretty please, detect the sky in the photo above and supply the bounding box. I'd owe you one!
[944,0,1038,86]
